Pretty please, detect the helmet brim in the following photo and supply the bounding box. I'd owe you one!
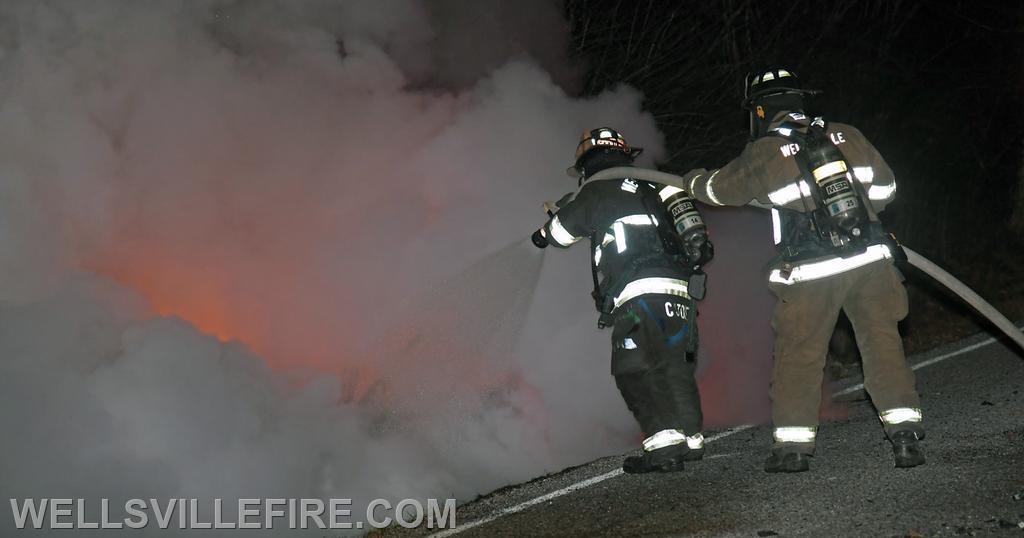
[741,87,821,108]
[566,147,643,179]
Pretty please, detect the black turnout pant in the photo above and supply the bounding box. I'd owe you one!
[610,293,702,438]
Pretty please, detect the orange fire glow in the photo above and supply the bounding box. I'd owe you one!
[82,242,521,406]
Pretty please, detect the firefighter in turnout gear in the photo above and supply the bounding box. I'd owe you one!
[686,68,924,472]
[532,128,714,473]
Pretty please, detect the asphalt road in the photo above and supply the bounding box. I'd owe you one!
[390,329,1024,537]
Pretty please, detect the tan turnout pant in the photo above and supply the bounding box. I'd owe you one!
[768,259,921,443]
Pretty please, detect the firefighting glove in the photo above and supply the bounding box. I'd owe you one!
[543,192,574,218]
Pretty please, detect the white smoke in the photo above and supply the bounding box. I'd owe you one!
[0,1,671,533]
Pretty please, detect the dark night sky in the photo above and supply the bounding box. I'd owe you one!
[565,0,1023,283]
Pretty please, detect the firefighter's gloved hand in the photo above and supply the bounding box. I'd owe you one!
[886,233,908,262]
[531,228,549,249]
[542,201,558,217]
[555,192,574,208]
[544,193,574,217]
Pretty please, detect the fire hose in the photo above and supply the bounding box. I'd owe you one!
[556,166,1024,353]
[902,246,1024,352]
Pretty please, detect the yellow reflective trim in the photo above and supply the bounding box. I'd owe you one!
[614,277,689,309]
[812,160,848,182]
[852,166,874,184]
[705,170,723,206]
[771,208,782,245]
[769,244,892,284]
[879,407,922,424]
[613,221,626,254]
[549,215,581,246]
[615,214,658,226]
[767,181,813,205]
[659,185,684,201]
[773,426,816,443]
[868,183,897,200]
[643,429,688,451]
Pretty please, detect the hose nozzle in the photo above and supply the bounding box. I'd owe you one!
[531,227,549,249]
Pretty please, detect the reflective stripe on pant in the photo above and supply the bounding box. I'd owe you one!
[642,429,705,451]
[774,426,817,444]
[768,259,921,443]
[612,294,703,439]
[879,406,925,438]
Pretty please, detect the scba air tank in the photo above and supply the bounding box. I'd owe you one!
[662,187,705,240]
[656,185,712,269]
[806,143,866,238]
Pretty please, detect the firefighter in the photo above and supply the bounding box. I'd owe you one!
[685,68,924,472]
[531,128,714,473]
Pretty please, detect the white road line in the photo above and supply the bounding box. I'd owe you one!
[832,324,1024,398]
[427,452,743,538]
[427,468,624,538]
[428,450,758,537]
[429,327,1022,536]
[705,424,756,441]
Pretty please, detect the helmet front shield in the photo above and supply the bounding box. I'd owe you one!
[567,127,642,178]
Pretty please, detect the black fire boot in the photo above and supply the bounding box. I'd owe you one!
[623,443,689,474]
[764,448,811,473]
[890,430,926,468]
[679,434,705,462]
[682,446,705,461]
